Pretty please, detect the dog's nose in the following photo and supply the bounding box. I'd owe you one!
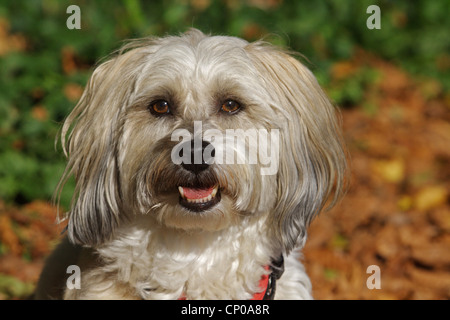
[181,140,215,174]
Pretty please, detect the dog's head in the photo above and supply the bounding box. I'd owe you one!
[58,29,347,253]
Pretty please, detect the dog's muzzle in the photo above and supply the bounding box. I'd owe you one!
[180,140,215,174]
[177,140,221,212]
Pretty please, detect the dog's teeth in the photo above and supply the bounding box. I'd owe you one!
[184,193,215,203]
[180,185,219,204]
[178,186,185,199]
[211,186,218,197]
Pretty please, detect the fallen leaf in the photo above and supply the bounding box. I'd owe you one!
[0,215,21,256]
[414,185,448,211]
[372,158,405,183]
[397,195,413,211]
[411,243,450,268]
[429,208,450,232]
[407,265,450,292]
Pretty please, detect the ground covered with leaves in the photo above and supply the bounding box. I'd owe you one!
[303,50,450,300]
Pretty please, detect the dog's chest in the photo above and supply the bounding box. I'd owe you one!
[101,224,270,299]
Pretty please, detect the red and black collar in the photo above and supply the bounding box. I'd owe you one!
[252,255,284,300]
[179,255,284,300]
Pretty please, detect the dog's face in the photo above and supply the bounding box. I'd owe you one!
[59,29,347,253]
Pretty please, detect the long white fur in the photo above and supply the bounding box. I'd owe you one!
[35,29,347,300]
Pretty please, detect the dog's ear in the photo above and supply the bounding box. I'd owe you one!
[246,43,348,254]
[57,47,149,246]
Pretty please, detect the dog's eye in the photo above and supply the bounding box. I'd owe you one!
[149,100,171,116]
[221,100,241,114]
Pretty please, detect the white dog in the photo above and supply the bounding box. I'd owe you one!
[35,29,347,299]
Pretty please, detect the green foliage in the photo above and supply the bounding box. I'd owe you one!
[0,0,448,207]
[328,66,381,109]
[0,273,34,299]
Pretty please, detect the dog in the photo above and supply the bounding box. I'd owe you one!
[34,29,347,299]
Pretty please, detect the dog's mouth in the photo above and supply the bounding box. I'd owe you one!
[178,185,221,212]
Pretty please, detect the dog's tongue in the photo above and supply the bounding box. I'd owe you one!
[182,186,215,199]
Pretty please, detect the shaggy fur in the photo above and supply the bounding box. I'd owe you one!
[35,29,347,299]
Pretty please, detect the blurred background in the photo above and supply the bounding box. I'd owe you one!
[0,0,448,299]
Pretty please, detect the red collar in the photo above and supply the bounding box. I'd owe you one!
[179,255,284,300]
[178,266,270,300]
[251,265,271,300]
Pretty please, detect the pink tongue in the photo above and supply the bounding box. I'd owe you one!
[183,187,214,199]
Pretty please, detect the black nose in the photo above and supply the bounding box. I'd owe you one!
[181,140,215,174]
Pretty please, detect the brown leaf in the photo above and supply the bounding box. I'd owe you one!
[429,208,450,232]
[0,215,22,256]
[398,223,437,248]
[407,265,450,292]
[0,255,43,283]
[375,225,400,260]
[411,243,450,268]
[23,201,57,221]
